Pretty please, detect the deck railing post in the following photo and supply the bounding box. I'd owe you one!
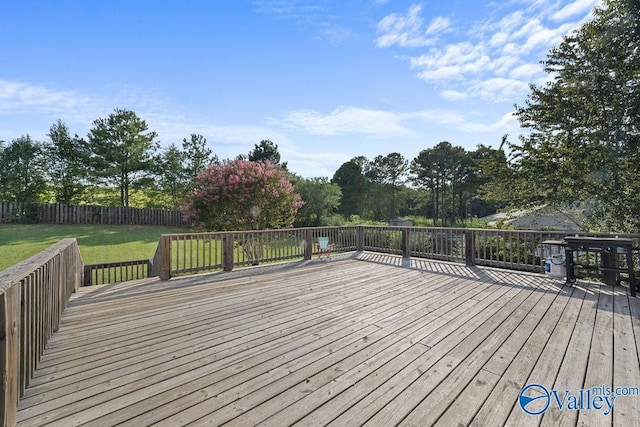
[83,265,92,286]
[465,230,475,267]
[602,252,617,286]
[402,227,411,259]
[304,229,313,260]
[223,233,234,271]
[158,235,172,280]
[357,226,364,252]
[1,285,21,427]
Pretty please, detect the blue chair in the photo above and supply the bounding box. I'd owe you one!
[318,236,332,261]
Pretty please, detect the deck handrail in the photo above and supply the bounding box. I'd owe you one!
[150,226,640,280]
[151,226,360,279]
[0,238,83,426]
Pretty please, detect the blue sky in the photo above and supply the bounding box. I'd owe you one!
[0,0,601,178]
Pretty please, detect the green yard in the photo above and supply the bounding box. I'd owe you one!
[0,224,187,272]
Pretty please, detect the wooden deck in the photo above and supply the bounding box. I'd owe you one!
[16,253,640,426]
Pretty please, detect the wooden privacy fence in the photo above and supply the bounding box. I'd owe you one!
[0,202,183,226]
[0,238,83,426]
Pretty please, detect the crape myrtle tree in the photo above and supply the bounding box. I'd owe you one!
[87,109,159,207]
[509,0,640,231]
[182,160,303,231]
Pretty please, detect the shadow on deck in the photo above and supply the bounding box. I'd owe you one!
[17,253,640,426]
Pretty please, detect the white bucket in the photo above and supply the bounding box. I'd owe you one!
[545,254,566,279]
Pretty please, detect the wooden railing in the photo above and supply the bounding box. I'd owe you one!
[0,238,83,426]
[84,259,151,285]
[149,226,640,280]
[151,227,359,279]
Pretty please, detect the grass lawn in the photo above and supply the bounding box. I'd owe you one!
[0,224,187,272]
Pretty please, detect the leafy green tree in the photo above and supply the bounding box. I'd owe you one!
[448,145,476,221]
[332,157,369,217]
[292,176,342,226]
[411,142,460,225]
[159,143,188,208]
[411,148,439,224]
[183,133,217,181]
[87,109,159,207]
[182,160,303,231]
[474,140,511,214]
[367,153,408,218]
[157,134,219,208]
[0,135,46,206]
[248,139,287,169]
[508,0,640,231]
[411,142,480,224]
[46,120,89,204]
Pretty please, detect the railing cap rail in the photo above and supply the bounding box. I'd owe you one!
[154,226,640,238]
[0,238,79,294]
[157,225,361,239]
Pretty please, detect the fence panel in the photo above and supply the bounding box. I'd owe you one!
[409,227,466,263]
[470,229,565,272]
[361,226,403,255]
[0,202,184,227]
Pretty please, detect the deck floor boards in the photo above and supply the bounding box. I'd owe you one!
[16,253,640,426]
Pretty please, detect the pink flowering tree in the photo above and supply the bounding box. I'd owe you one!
[182,160,303,231]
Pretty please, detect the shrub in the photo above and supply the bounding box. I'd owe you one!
[182,160,303,231]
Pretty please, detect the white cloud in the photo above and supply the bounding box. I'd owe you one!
[440,90,468,101]
[281,106,413,137]
[551,0,600,21]
[0,79,90,115]
[489,55,521,76]
[252,1,352,44]
[280,105,516,139]
[318,24,351,44]
[378,0,602,104]
[409,42,491,81]
[509,63,543,79]
[488,31,509,47]
[426,17,452,35]
[375,5,442,48]
[407,109,516,133]
[470,78,530,103]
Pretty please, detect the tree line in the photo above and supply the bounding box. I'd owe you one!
[0,110,292,212]
[331,144,504,226]
[0,108,505,228]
